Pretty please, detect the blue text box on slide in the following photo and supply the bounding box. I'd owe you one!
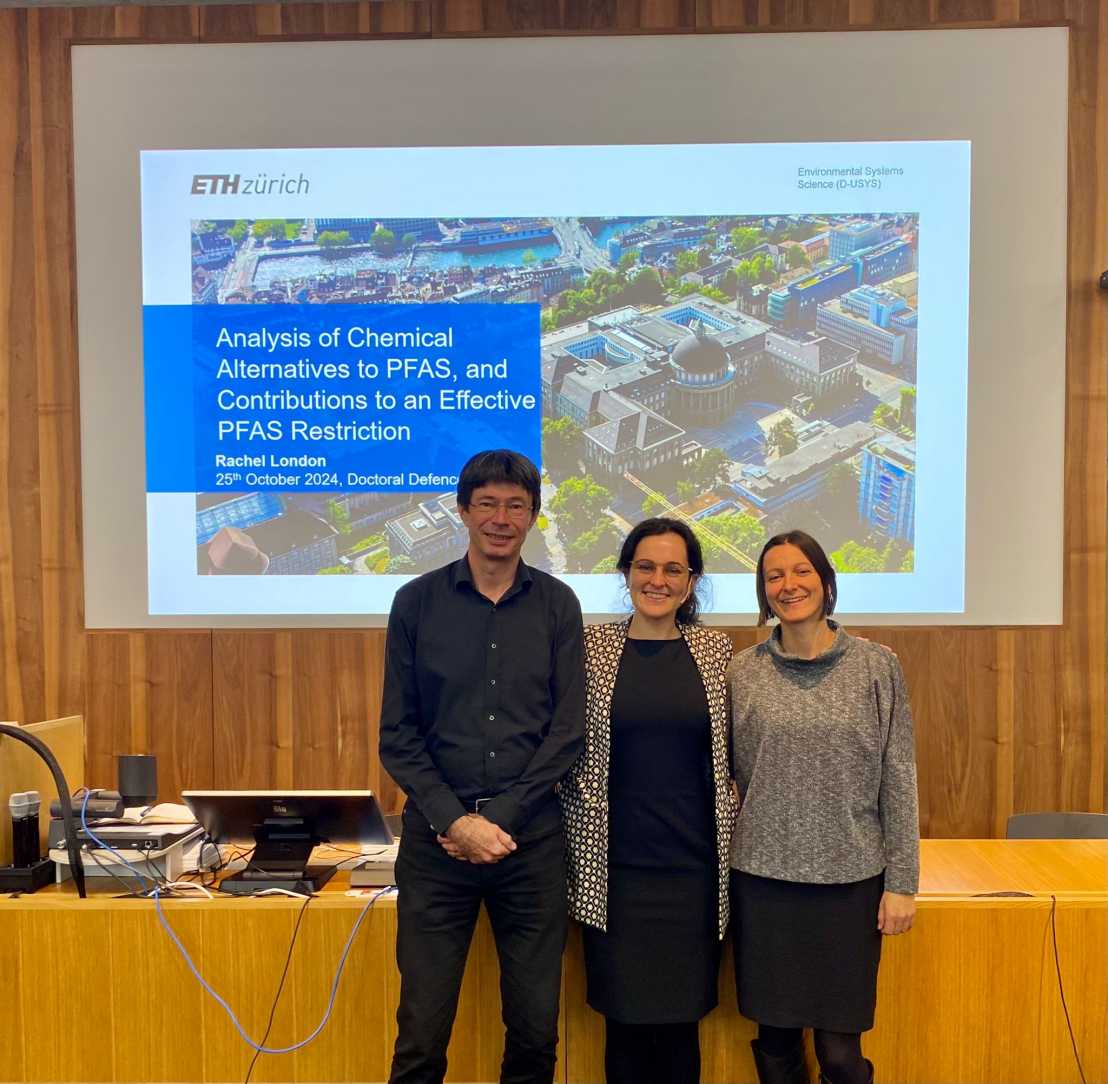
[144,302,541,492]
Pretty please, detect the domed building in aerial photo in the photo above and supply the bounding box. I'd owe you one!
[667,322,739,424]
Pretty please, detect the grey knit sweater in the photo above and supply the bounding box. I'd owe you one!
[728,623,920,895]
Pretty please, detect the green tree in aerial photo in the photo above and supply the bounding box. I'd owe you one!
[371,226,397,255]
[899,387,917,432]
[550,476,612,541]
[767,418,799,458]
[831,540,893,573]
[542,416,584,478]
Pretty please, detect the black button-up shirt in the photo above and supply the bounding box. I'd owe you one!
[379,556,585,837]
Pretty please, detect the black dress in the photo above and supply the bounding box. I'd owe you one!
[582,637,719,1025]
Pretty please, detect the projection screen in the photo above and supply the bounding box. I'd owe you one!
[71,29,1068,626]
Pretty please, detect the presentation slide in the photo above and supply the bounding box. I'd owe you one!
[140,141,968,616]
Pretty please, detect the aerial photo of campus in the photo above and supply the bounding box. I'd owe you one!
[191,214,919,579]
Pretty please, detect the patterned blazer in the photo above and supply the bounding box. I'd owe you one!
[559,619,738,938]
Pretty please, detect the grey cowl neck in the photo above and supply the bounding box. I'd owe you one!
[764,619,852,671]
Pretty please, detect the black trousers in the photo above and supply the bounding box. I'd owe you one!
[388,810,569,1084]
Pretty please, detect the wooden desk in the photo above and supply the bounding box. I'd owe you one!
[918,838,1107,896]
[1,841,1103,1083]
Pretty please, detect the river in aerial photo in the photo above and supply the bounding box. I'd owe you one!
[251,239,563,289]
[587,218,654,249]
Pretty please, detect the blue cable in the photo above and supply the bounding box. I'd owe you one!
[79,790,155,892]
[79,786,392,1055]
[153,884,394,1054]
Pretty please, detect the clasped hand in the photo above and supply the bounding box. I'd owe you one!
[437,813,516,864]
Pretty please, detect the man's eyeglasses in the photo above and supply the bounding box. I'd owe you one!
[630,560,691,582]
[470,498,533,520]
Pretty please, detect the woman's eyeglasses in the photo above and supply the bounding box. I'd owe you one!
[630,560,691,582]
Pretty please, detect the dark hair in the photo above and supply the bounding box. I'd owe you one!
[457,449,542,515]
[754,529,837,626]
[616,517,705,625]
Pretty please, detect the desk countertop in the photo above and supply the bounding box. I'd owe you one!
[4,838,1105,908]
[918,838,1106,896]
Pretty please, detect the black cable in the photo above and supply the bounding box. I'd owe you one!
[327,845,380,856]
[235,847,364,879]
[186,843,258,890]
[77,788,159,895]
[232,846,276,878]
[145,850,168,890]
[85,847,146,898]
[1050,895,1087,1084]
[187,839,220,887]
[211,841,241,872]
[199,840,247,878]
[197,842,367,889]
[205,841,242,884]
[328,849,388,870]
[243,894,313,1084]
[183,846,259,886]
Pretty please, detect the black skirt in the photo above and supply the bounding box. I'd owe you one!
[730,869,884,1033]
[583,864,720,1025]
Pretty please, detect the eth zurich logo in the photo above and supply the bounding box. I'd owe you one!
[190,173,310,196]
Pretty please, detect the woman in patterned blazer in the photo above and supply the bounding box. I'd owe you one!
[560,517,738,1084]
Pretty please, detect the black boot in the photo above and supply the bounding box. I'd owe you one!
[751,1038,810,1084]
[818,1058,873,1084]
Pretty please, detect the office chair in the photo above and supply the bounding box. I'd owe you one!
[1005,811,1108,839]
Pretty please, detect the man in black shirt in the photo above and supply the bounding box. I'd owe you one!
[380,449,585,1084]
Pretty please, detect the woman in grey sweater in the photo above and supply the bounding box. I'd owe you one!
[728,530,919,1084]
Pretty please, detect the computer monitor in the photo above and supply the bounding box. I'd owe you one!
[182,789,393,895]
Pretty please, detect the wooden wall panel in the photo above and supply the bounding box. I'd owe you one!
[143,631,215,797]
[288,630,392,794]
[69,6,130,37]
[695,2,759,30]
[1062,0,1108,815]
[1020,0,1069,20]
[1,11,43,729]
[211,629,401,805]
[933,0,998,23]
[84,631,135,788]
[762,0,854,28]
[919,630,999,837]
[1013,627,1065,813]
[213,630,291,789]
[86,631,213,798]
[26,9,86,722]
[0,0,1103,831]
